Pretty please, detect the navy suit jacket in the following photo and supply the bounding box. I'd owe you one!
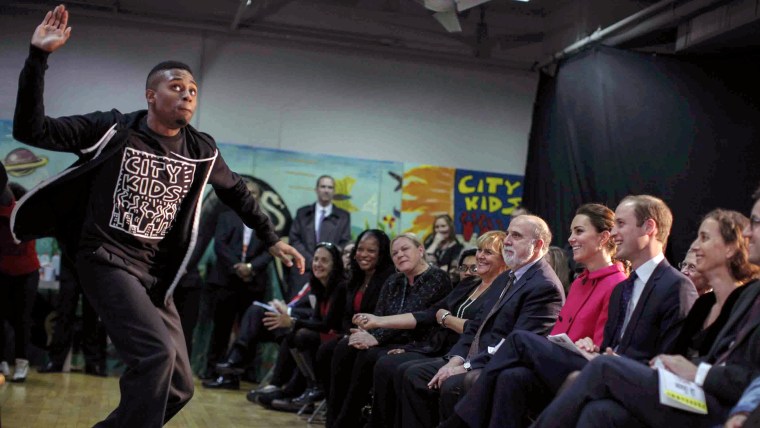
[289,203,351,267]
[206,211,272,292]
[601,259,697,362]
[448,257,566,370]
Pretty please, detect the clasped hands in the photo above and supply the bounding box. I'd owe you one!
[574,337,618,360]
[347,327,378,350]
[262,300,293,330]
[232,263,255,282]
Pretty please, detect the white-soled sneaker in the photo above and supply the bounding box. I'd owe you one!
[11,358,29,383]
[0,360,10,376]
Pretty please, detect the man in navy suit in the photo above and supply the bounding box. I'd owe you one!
[287,175,351,292]
[400,214,566,428]
[530,191,760,428]
[446,195,697,428]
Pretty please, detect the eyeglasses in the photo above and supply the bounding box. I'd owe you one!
[316,242,335,249]
[458,264,478,274]
[678,262,697,273]
[750,215,760,230]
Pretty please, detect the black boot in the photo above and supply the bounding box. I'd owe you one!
[290,348,324,405]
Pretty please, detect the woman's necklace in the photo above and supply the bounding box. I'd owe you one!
[468,279,491,301]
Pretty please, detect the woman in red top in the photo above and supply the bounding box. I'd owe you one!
[266,241,348,411]
[0,170,40,383]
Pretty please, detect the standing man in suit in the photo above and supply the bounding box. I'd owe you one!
[400,215,566,428]
[202,188,273,386]
[530,190,760,428]
[288,175,351,293]
[445,194,697,428]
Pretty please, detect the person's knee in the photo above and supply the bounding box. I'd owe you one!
[462,369,481,392]
[177,377,195,404]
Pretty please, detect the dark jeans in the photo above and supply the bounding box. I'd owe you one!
[77,247,193,427]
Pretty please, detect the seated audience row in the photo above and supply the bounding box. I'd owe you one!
[198,190,760,428]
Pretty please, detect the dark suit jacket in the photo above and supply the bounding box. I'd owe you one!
[601,259,697,362]
[289,203,351,267]
[206,211,272,293]
[701,280,760,404]
[448,258,566,370]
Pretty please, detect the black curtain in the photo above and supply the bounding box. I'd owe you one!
[524,45,760,261]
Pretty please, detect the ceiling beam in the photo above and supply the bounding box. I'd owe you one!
[230,0,250,31]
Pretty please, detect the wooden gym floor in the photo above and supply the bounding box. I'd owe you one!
[0,373,312,427]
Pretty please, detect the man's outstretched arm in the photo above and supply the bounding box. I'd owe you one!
[13,4,117,152]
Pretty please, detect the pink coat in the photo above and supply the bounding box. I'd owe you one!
[550,262,627,345]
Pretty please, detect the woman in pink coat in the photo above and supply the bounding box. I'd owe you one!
[550,203,627,345]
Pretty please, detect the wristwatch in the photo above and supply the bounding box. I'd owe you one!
[463,361,472,371]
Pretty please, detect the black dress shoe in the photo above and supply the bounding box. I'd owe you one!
[271,398,313,413]
[38,362,64,373]
[291,387,325,406]
[247,385,279,403]
[202,374,240,390]
[257,389,286,406]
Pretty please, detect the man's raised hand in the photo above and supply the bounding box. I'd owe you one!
[32,4,72,53]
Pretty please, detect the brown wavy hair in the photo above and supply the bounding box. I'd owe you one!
[701,209,759,283]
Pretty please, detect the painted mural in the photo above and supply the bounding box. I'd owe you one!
[1,119,524,255]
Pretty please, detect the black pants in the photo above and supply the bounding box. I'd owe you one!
[173,279,201,358]
[454,331,587,428]
[531,355,728,428]
[271,337,305,394]
[328,337,392,428]
[401,358,466,428]
[316,336,340,396]
[0,270,39,360]
[205,283,262,373]
[371,351,430,428]
[47,259,107,367]
[77,248,193,427]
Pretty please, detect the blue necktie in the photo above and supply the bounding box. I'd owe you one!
[612,273,637,349]
[315,209,326,242]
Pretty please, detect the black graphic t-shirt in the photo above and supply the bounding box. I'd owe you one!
[80,118,195,275]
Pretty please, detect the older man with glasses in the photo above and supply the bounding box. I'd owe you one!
[680,249,712,295]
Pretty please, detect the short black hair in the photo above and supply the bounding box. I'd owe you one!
[146,61,193,90]
[458,248,477,266]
